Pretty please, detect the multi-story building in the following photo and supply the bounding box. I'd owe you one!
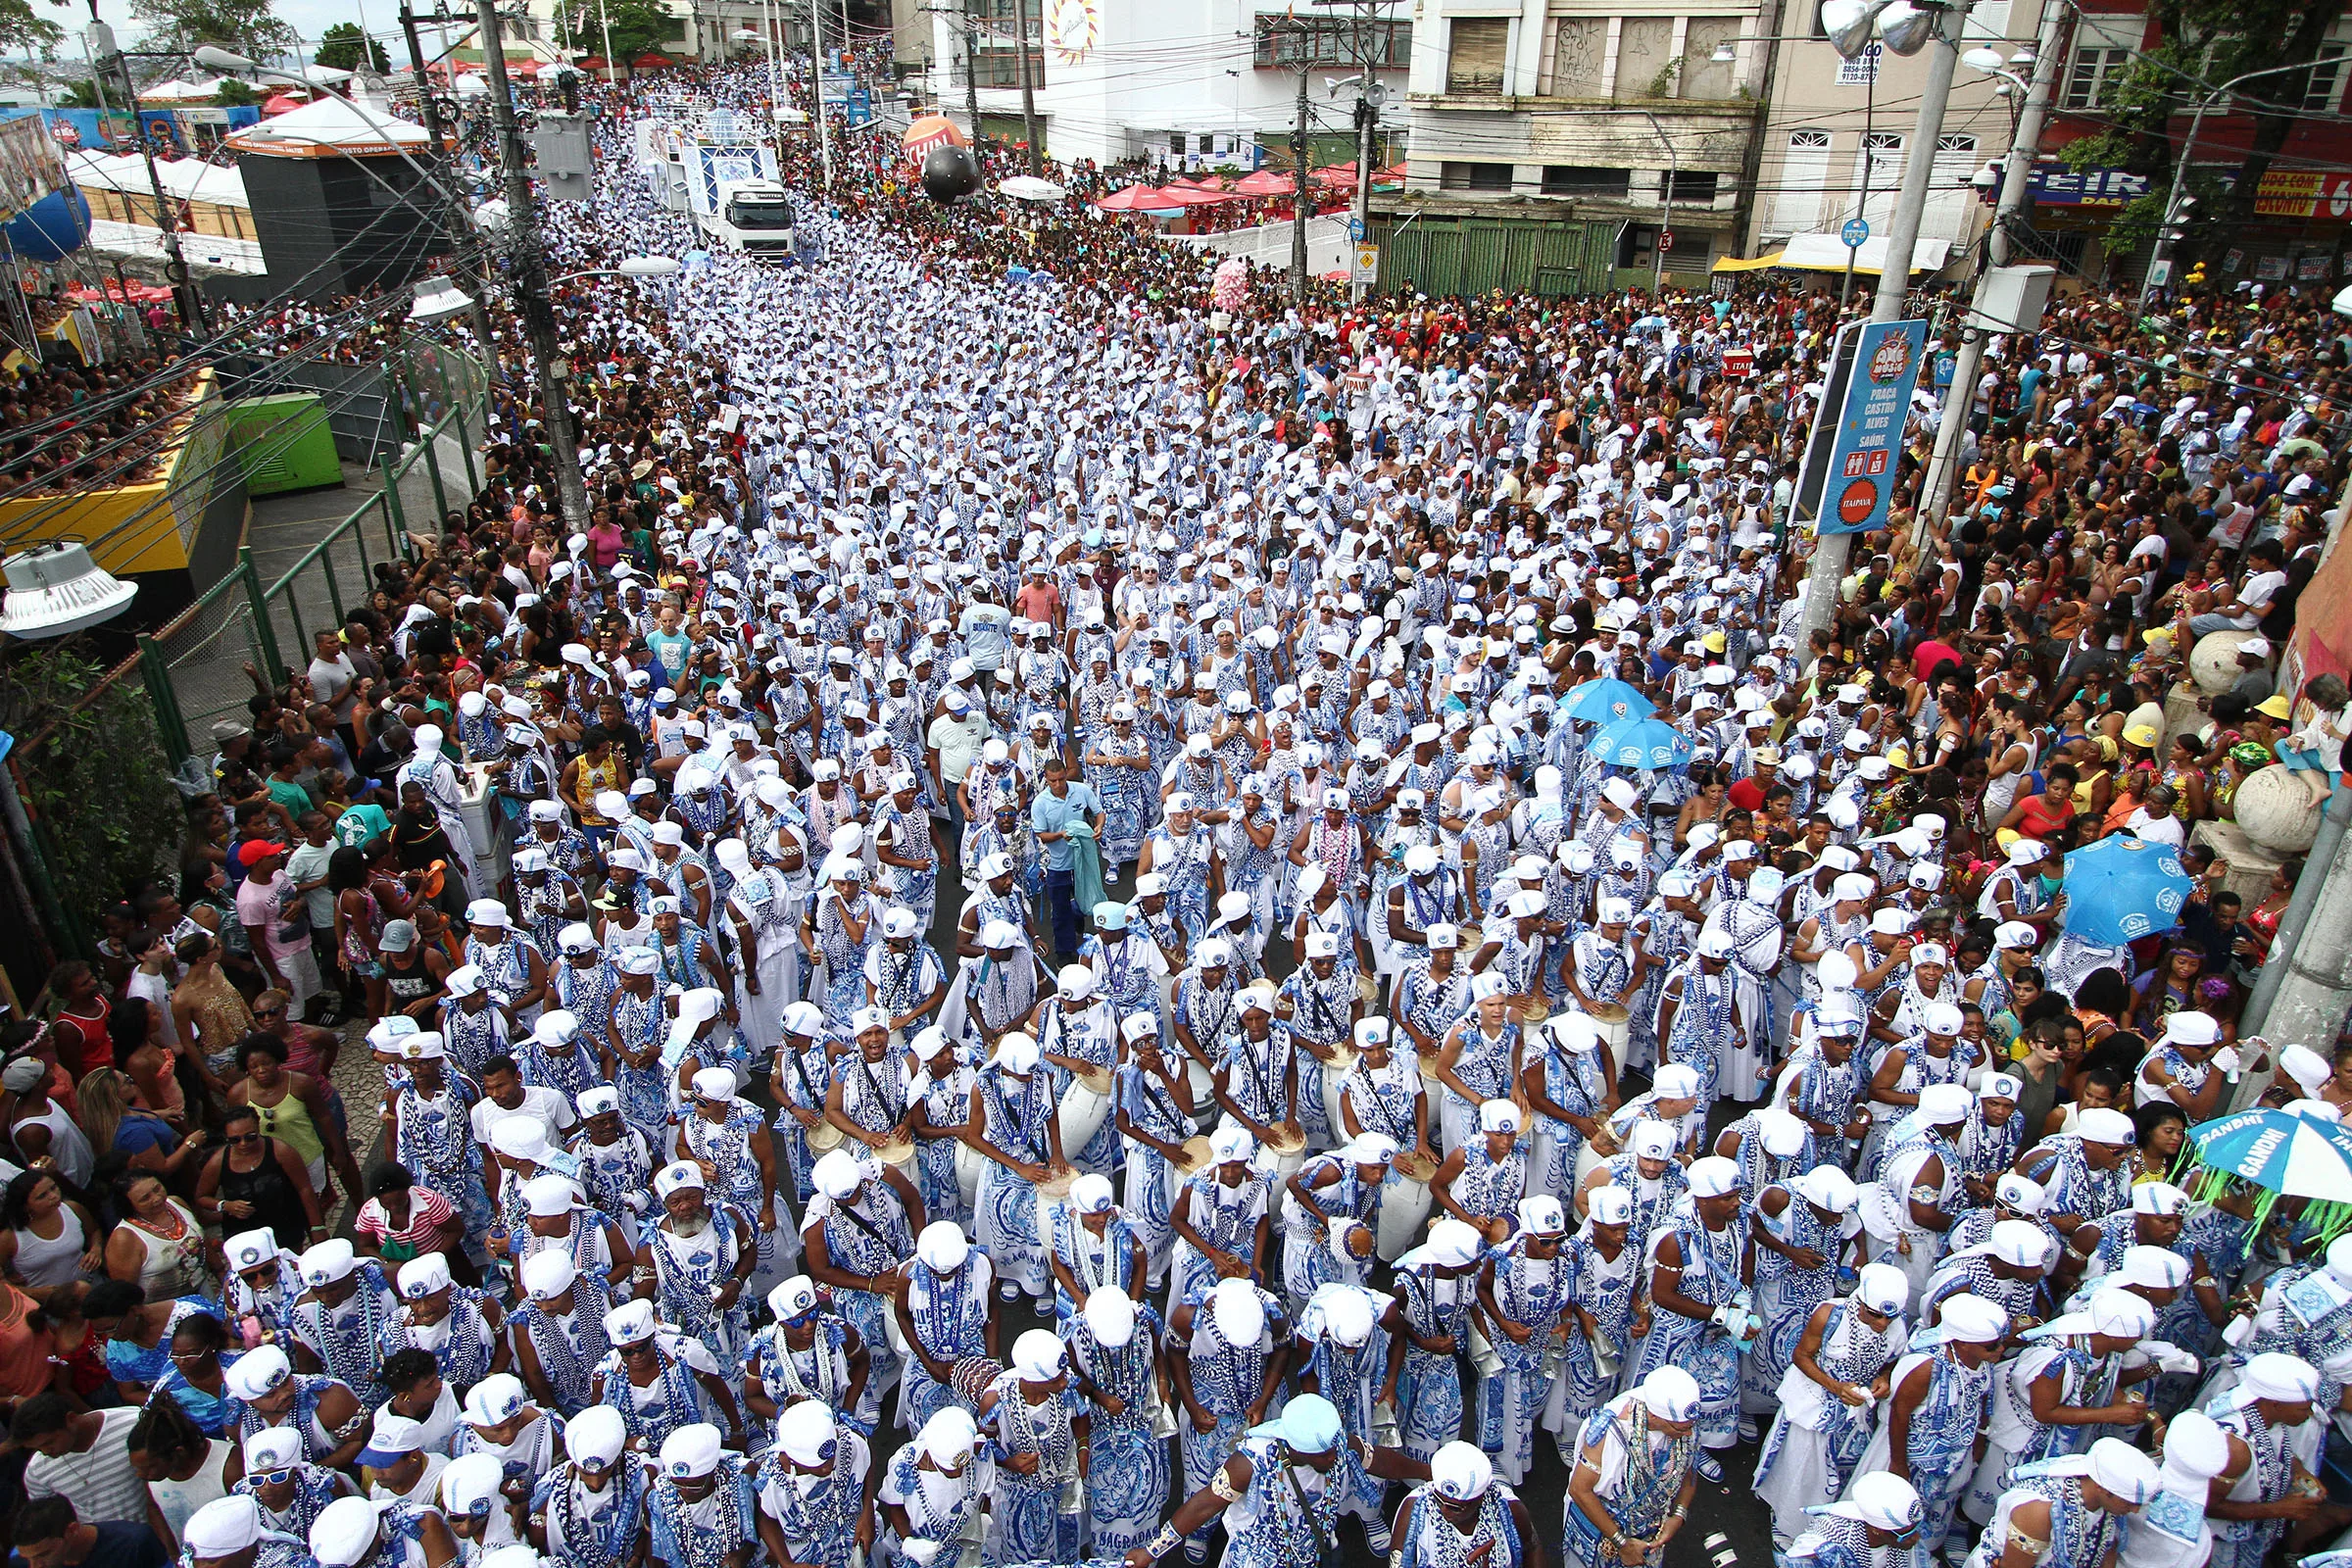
[1377,0,1766,293]
[926,0,1409,172]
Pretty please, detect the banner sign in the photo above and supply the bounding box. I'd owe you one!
[1799,318,1928,537]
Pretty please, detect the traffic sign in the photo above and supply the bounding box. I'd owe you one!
[1348,217,1366,242]
[1350,244,1379,281]
[1841,218,1870,248]
[1656,230,1674,253]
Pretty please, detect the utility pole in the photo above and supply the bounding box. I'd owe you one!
[1915,0,2067,537]
[86,20,199,332]
[474,0,592,533]
[808,0,833,189]
[398,2,502,381]
[1290,41,1309,303]
[962,16,980,141]
[1795,0,1970,649]
[1013,0,1041,174]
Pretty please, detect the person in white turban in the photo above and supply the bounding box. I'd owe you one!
[1626,1156,1749,1482]
[180,1494,314,1568]
[645,1422,762,1568]
[1563,1366,1703,1566]
[1479,1195,1572,1485]
[587,1298,742,1456]
[645,1159,758,1366]
[975,1329,1087,1564]
[2120,1408,2230,1568]
[234,1424,357,1541]
[1142,1393,1419,1568]
[873,1407,989,1568]
[744,1276,869,1447]
[1968,1438,2159,1568]
[1753,1261,1913,1542]
[1062,1286,1167,1558]
[1392,1440,1544,1568]
[1850,1292,2009,1554]
[2206,1352,2330,1568]
[1291,1283,1396,1546]
[1166,1278,1290,1559]
[1780,1471,1925,1568]
[1962,1288,2156,1525]
[751,1400,869,1568]
[526,1404,654,1568]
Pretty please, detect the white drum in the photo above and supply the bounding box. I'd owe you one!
[1377,1151,1437,1261]
[1590,1004,1631,1061]
[953,1139,984,1212]
[1319,1046,1357,1144]
[1055,1067,1114,1162]
[1265,1123,1309,1182]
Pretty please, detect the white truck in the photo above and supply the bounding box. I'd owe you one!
[681,130,795,259]
[705,177,798,260]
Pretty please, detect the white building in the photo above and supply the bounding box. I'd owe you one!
[926,0,1409,172]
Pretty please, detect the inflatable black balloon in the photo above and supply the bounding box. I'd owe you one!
[920,144,982,204]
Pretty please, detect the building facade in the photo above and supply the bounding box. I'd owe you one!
[925,0,1409,172]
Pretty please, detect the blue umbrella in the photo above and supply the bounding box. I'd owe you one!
[2185,1108,2352,1231]
[1562,678,1656,725]
[1590,716,1692,771]
[2058,836,2194,945]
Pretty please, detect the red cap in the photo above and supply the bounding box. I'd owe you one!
[237,840,282,868]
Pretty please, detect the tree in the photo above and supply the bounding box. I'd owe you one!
[2058,0,2342,257]
[599,0,677,66]
[57,76,102,108]
[315,21,390,74]
[213,75,255,104]
[0,0,63,59]
[126,0,297,63]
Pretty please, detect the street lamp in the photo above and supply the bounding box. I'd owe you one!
[86,22,202,331]
[2137,59,2324,308]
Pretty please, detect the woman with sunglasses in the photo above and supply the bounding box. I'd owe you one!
[195,1106,326,1260]
[150,1310,241,1437]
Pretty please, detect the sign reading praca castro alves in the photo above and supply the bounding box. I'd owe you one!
[0,116,67,226]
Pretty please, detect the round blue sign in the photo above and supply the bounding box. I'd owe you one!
[1841,218,1870,248]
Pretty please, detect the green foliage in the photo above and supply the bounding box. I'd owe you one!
[0,0,63,59]
[2057,0,2343,251]
[0,645,182,948]
[212,75,255,104]
[316,23,390,74]
[599,0,679,66]
[127,0,297,62]
[56,76,101,107]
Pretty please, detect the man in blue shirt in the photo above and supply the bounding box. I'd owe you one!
[1028,758,1101,965]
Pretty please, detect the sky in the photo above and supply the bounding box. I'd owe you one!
[70,0,437,72]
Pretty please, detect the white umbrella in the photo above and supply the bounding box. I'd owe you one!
[997,174,1065,202]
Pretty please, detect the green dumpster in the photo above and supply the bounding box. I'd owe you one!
[225,394,344,495]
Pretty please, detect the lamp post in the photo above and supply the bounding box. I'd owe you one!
[1913,13,2065,541]
[2137,59,2324,309]
[1793,0,1967,649]
[84,21,201,331]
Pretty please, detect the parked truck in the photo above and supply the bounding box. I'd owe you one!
[681,123,795,259]
[704,178,798,259]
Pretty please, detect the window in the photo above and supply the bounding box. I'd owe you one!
[2302,44,2348,113]
[1920,132,1980,241]
[1446,18,1510,92]
[1855,131,1902,232]
[1680,18,1744,99]
[1769,128,1832,235]
[1962,0,2010,39]
[1251,15,1412,69]
[1550,18,1606,96]
[2061,46,2130,110]
[1441,161,1514,191]
[1544,165,1631,196]
[1658,169,1720,203]
[967,47,1042,87]
[1614,18,1676,99]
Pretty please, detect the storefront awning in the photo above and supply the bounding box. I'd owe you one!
[1711,251,1784,272]
[1713,235,1952,274]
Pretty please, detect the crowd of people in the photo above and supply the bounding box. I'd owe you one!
[11,36,2352,1568]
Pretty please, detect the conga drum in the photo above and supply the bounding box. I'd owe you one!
[1264,1122,1308,1181]
[873,1135,918,1174]
[1056,1065,1114,1161]
[807,1118,846,1154]
[1590,1003,1631,1062]
[1174,1135,1214,1176]
[1037,1166,1078,1215]
[1379,1149,1438,1261]
[953,1138,984,1212]
[1319,1044,1358,1139]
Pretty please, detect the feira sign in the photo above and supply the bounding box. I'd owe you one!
[1793,317,1928,537]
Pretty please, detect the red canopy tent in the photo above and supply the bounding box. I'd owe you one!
[631,53,673,69]
[1376,161,1406,183]
[1095,184,1180,210]
[261,93,308,115]
[508,58,544,75]
[1312,162,1360,187]
[65,280,172,304]
[1232,169,1295,196]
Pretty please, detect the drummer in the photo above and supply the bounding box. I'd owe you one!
[1433,1100,1530,1246]
[1273,930,1362,1151]
[1113,1011,1202,1294]
[1048,1172,1148,1324]
[1523,1011,1620,1200]
[1214,984,1305,1162]
[1167,1124,1275,1309]
[1280,1132,1395,1308]
[823,1007,914,1159]
[1035,964,1120,1176]
[1431,974,1523,1154]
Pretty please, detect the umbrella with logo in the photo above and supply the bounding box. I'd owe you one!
[2057,835,2194,945]
[2183,1105,2352,1234]
[1561,678,1657,725]
[1589,716,1692,771]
